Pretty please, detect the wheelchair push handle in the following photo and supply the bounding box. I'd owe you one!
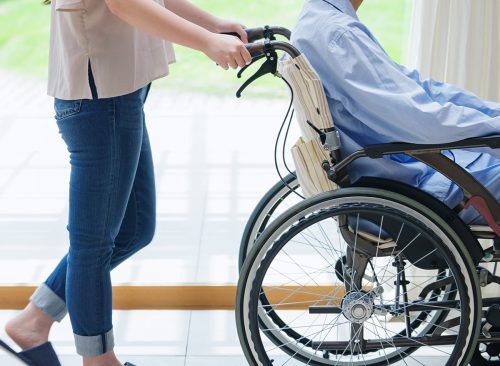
[221,26,298,58]
[221,26,291,42]
[244,43,267,58]
[224,26,300,97]
[244,41,301,58]
[234,40,301,97]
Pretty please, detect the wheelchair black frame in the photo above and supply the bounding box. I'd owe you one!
[332,136,500,237]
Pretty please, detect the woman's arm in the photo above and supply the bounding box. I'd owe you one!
[105,0,251,69]
[164,0,248,43]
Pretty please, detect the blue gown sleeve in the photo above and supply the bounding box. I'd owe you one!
[299,27,500,149]
[396,65,500,118]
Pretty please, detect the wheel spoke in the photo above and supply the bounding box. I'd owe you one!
[240,194,476,366]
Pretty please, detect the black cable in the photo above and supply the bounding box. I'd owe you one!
[282,108,296,177]
[274,76,305,200]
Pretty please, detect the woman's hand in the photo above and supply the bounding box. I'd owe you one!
[202,33,252,70]
[213,18,249,44]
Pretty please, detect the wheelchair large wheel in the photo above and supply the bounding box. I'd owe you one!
[239,172,300,269]
[237,188,482,366]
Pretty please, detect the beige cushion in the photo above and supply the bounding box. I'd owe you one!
[291,137,338,197]
[279,54,338,197]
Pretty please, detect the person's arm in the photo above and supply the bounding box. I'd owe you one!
[294,26,500,146]
[395,64,500,118]
[163,0,248,43]
[104,0,251,69]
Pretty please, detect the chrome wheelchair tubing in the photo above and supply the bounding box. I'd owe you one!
[310,334,500,353]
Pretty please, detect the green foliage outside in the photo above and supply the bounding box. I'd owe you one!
[0,0,411,97]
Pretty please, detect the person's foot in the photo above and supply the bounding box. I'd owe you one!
[4,303,53,350]
[83,350,124,366]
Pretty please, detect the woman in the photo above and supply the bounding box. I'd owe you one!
[0,0,251,365]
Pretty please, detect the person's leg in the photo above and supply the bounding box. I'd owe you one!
[454,153,500,225]
[6,85,153,365]
[4,303,55,350]
[106,119,156,268]
[78,113,156,365]
[5,121,156,356]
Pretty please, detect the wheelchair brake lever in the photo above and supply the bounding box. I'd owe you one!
[236,51,278,98]
[237,54,266,79]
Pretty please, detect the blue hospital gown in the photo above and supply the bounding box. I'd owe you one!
[292,0,500,224]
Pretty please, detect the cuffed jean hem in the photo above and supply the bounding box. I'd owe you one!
[29,284,67,322]
[74,328,115,357]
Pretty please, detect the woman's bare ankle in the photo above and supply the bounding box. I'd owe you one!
[82,350,123,366]
[5,302,54,349]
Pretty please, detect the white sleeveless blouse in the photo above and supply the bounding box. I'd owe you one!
[48,0,176,100]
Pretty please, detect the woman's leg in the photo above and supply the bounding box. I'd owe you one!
[60,94,141,359]
[6,85,155,364]
[5,122,156,354]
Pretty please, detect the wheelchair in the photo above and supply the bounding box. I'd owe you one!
[234,26,500,366]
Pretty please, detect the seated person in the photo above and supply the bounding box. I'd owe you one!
[292,0,500,225]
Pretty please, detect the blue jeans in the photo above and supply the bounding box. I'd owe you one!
[29,79,155,356]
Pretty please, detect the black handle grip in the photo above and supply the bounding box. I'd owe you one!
[221,26,292,43]
[246,27,292,42]
[245,43,266,58]
[221,28,266,43]
[220,28,267,43]
[246,27,266,43]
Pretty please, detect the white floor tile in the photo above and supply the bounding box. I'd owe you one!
[0,355,186,366]
[187,311,242,356]
[112,310,190,355]
[0,355,34,366]
[0,310,191,357]
[185,356,247,366]
[118,356,185,366]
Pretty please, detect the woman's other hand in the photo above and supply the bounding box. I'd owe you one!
[213,18,249,44]
[203,33,252,70]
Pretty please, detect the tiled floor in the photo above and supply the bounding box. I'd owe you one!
[0,310,249,365]
[1,308,457,365]
[0,309,452,365]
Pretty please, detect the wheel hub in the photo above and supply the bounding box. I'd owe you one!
[342,291,374,324]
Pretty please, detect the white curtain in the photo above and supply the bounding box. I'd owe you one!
[406,0,500,102]
[407,0,499,298]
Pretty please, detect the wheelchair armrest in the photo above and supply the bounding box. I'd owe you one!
[330,135,500,234]
[364,135,500,159]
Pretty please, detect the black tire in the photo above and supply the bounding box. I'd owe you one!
[240,176,476,362]
[237,188,482,366]
[239,172,300,269]
[240,176,484,268]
